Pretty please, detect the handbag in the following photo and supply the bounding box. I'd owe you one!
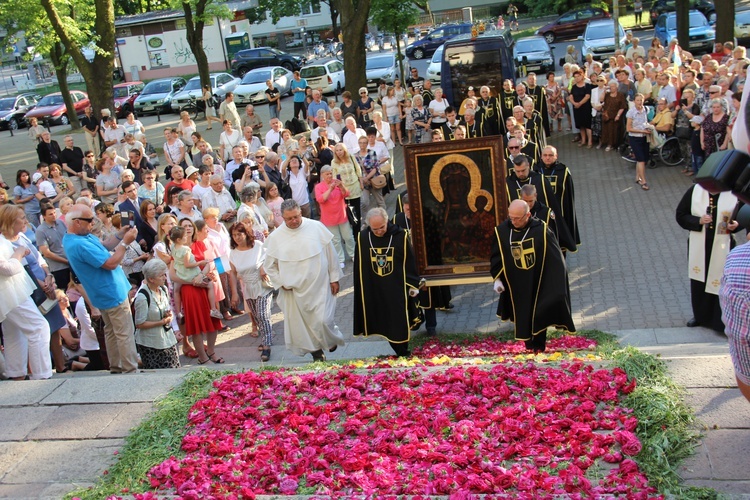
[675,127,692,140]
[370,174,387,189]
[24,265,58,315]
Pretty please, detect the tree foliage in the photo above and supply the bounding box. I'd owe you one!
[371,0,418,79]
[39,0,116,128]
[173,0,231,93]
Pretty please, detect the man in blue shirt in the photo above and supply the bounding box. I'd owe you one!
[307,89,330,129]
[63,204,140,373]
[290,71,308,120]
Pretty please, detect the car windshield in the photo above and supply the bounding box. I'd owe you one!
[142,81,171,94]
[242,71,271,84]
[37,95,64,106]
[431,46,444,63]
[516,39,549,53]
[301,66,326,78]
[366,56,393,70]
[738,10,750,24]
[667,12,708,30]
[0,98,15,110]
[586,25,616,40]
[183,79,203,91]
[113,87,130,98]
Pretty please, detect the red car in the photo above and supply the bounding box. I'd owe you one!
[23,90,90,126]
[114,81,145,118]
[536,7,610,43]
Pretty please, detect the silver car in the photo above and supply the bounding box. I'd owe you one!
[170,73,240,112]
[365,53,400,89]
[580,19,626,63]
[234,67,294,105]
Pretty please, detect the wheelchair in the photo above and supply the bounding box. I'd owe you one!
[619,129,686,168]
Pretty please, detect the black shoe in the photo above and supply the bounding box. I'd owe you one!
[260,348,271,362]
[426,328,436,336]
[311,350,326,362]
[329,344,338,353]
[686,318,700,327]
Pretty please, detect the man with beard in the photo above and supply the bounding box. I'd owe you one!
[537,146,580,251]
[477,86,500,136]
[392,196,453,337]
[523,73,550,137]
[354,207,422,356]
[506,155,562,227]
[490,199,575,352]
[520,184,576,253]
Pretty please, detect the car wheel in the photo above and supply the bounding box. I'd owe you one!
[413,48,424,60]
[237,66,249,78]
[282,62,294,71]
[59,114,69,125]
[544,32,555,44]
[8,118,18,131]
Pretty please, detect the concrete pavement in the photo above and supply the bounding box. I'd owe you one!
[0,100,749,498]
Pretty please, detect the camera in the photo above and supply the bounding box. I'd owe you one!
[696,150,750,207]
[250,164,259,171]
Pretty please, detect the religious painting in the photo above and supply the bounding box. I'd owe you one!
[403,136,508,284]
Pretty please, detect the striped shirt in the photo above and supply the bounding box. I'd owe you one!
[719,242,750,386]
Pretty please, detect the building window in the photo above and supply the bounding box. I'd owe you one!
[301,0,321,16]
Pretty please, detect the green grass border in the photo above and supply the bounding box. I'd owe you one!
[66,330,714,499]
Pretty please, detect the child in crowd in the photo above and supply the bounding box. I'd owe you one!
[169,226,222,319]
[404,94,414,144]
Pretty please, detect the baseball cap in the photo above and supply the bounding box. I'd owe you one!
[32,172,42,184]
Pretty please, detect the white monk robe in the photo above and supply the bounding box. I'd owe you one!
[264,218,345,356]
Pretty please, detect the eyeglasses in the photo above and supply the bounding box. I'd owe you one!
[255,155,265,159]
[74,217,94,223]
[508,146,520,150]
[360,92,367,95]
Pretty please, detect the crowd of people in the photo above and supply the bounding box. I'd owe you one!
[2,29,750,378]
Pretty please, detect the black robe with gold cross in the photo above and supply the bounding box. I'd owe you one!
[490,218,575,348]
[537,161,581,249]
[354,223,422,344]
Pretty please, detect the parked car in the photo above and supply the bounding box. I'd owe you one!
[234,67,294,105]
[0,93,40,131]
[231,47,305,77]
[24,91,89,126]
[513,36,555,77]
[580,19,626,63]
[536,7,610,44]
[405,22,473,60]
[425,45,444,85]
[113,81,144,118]
[365,53,400,89]
[736,9,750,46]
[654,11,715,54]
[650,0,715,26]
[300,59,345,95]
[133,77,187,115]
[170,73,240,112]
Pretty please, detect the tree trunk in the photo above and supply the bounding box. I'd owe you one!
[676,0,689,51]
[49,44,81,130]
[40,0,115,125]
[334,0,371,94]
[714,0,734,46]
[331,7,340,38]
[183,1,211,90]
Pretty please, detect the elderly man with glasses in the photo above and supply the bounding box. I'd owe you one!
[63,204,141,373]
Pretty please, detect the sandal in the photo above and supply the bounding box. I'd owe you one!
[260,348,271,362]
[685,171,695,176]
[182,347,199,359]
[249,331,259,338]
[197,357,210,365]
[207,352,225,364]
[641,183,650,191]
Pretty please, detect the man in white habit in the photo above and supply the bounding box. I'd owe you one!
[264,199,345,361]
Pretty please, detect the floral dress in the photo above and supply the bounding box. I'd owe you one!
[545,82,564,121]
[410,106,431,144]
[701,113,730,157]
